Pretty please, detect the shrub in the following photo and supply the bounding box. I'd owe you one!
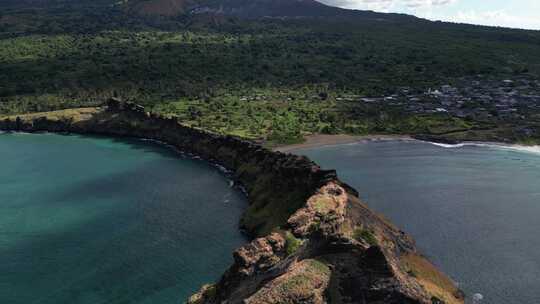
[353,227,377,246]
[285,231,303,256]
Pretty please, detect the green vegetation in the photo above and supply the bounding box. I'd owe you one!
[275,260,330,294]
[187,284,217,304]
[1,1,539,144]
[276,260,330,294]
[401,254,464,304]
[238,169,309,235]
[247,259,331,303]
[2,23,538,109]
[285,231,303,256]
[306,259,331,275]
[353,227,377,246]
[312,197,335,215]
[150,95,481,143]
[200,285,217,299]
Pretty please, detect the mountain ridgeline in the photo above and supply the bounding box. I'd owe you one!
[0,0,413,19]
[126,0,416,19]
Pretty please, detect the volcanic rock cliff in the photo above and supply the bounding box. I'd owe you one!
[0,101,464,304]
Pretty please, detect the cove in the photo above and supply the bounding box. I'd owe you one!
[294,140,540,304]
[0,133,248,304]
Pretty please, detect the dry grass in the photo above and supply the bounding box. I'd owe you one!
[312,196,337,215]
[401,254,464,304]
[246,259,331,304]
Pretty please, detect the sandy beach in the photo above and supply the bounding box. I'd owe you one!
[273,134,412,152]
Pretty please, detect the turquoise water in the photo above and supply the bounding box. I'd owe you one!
[295,140,540,304]
[0,133,247,304]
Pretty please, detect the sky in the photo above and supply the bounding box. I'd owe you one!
[319,0,540,30]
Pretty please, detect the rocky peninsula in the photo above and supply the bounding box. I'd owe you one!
[0,100,464,304]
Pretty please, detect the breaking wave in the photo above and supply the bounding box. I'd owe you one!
[427,141,540,155]
[429,142,466,148]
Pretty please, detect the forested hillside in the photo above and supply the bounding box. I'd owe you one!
[1,0,539,143]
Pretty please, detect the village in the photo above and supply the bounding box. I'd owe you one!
[348,76,540,123]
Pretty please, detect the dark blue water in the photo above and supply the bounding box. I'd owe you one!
[0,133,247,304]
[295,140,540,304]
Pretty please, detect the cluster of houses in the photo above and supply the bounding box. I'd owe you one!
[352,76,540,121]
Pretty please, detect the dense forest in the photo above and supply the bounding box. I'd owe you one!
[1,0,539,143]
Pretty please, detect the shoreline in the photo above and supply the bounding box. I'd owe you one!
[273,134,413,152]
[423,140,540,155]
[0,105,465,303]
[274,133,540,155]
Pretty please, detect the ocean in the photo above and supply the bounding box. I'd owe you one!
[0,133,247,304]
[294,139,540,304]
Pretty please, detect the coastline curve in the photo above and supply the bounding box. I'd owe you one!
[0,100,465,304]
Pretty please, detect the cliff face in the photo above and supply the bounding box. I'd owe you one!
[0,101,464,304]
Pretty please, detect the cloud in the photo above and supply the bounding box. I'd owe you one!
[319,0,456,12]
[452,9,540,30]
[319,0,540,30]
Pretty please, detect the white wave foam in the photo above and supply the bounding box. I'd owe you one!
[464,143,540,155]
[429,142,466,148]
[472,293,484,303]
[426,141,540,155]
[215,164,229,173]
[497,144,540,155]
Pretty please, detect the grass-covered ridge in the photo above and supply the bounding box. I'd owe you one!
[402,254,464,304]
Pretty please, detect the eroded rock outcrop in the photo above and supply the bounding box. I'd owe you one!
[0,101,465,304]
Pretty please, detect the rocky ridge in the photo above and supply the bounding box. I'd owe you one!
[0,100,464,304]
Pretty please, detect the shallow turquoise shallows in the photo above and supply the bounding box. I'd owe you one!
[0,133,247,304]
[295,140,540,304]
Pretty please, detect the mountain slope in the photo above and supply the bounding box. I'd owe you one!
[126,0,415,20]
[189,0,339,18]
[129,0,195,16]
[1,0,539,146]
[128,0,336,17]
